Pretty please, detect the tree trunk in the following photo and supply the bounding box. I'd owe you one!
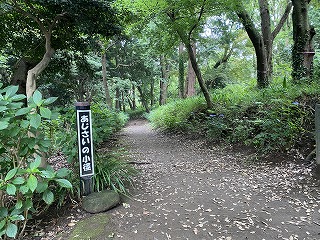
[150,77,155,107]
[159,55,169,105]
[26,33,54,169]
[185,42,213,109]
[26,33,54,99]
[178,43,185,98]
[259,0,273,80]
[137,86,150,113]
[121,91,126,112]
[237,1,292,88]
[101,53,113,108]
[115,87,120,110]
[127,94,134,110]
[292,0,315,82]
[10,58,28,95]
[237,9,269,88]
[132,84,136,110]
[185,43,196,97]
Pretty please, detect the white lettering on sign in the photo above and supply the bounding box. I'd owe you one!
[77,109,94,177]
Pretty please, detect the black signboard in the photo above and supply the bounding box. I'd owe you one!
[76,104,94,177]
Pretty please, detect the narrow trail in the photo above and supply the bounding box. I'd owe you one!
[108,120,320,240]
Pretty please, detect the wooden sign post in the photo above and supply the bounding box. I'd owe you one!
[75,102,94,196]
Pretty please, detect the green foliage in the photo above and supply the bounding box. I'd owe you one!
[1,0,121,54]
[93,152,138,194]
[48,102,128,163]
[149,80,320,155]
[126,107,147,120]
[91,103,129,144]
[148,97,206,131]
[0,84,72,239]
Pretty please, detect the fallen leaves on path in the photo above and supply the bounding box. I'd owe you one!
[110,121,320,240]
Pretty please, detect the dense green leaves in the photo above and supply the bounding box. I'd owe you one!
[30,114,41,129]
[0,121,9,130]
[33,90,43,106]
[6,184,16,195]
[30,157,41,170]
[0,84,73,239]
[15,107,32,117]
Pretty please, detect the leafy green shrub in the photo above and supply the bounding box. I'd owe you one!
[149,80,320,156]
[205,114,229,140]
[247,102,309,153]
[148,97,206,131]
[0,84,72,239]
[91,103,129,144]
[127,107,146,120]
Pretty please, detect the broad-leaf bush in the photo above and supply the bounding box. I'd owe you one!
[0,84,72,239]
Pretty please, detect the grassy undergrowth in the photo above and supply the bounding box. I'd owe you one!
[148,80,320,156]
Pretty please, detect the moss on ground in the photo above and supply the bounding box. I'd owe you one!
[63,213,115,240]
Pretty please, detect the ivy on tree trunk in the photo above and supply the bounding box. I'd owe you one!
[178,43,185,98]
[292,0,315,82]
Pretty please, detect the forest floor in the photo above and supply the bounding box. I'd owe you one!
[28,119,320,240]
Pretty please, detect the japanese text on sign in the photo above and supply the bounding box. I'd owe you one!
[77,110,94,177]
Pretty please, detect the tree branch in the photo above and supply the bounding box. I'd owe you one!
[272,2,293,40]
[49,12,68,33]
[10,0,47,34]
[236,8,262,46]
[188,0,206,38]
[214,45,233,69]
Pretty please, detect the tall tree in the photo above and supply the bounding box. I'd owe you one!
[160,55,169,105]
[178,43,185,98]
[166,1,213,108]
[102,52,113,108]
[1,0,120,99]
[292,0,315,82]
[185,43,196,97]
[115,0,218,108]
[236,0,292,87]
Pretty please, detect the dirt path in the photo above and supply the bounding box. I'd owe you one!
[100,120,320,240]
